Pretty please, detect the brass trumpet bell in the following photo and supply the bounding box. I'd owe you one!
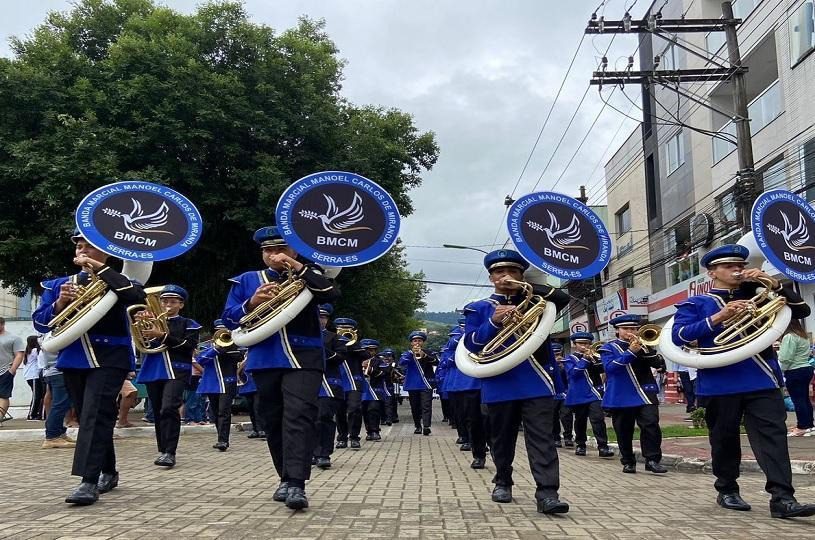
[213,328,233,350]
[638,324,662,347]
[336,325,358,347]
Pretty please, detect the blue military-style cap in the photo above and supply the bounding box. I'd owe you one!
[551,342,563,352]
[160,284,188,301]
[70,227,85,243]
[213,319,225,328]
[360,338,380,348]
[318,304,333,316]
[570,331,594,343]
[253,226,287,248]
[408,330,427,342]
[381,348,395,356]
[701,244,749,268]
[334,317,357,328]
[609,313,642,328]
[483,249,530,273]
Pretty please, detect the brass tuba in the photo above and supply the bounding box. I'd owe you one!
[231,263,310,347]
[455,279,558,378]
[127,286,171,354]
[335,324,358,347]
[45,270,109,339]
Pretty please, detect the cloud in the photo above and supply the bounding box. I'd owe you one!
[1,0,641,311]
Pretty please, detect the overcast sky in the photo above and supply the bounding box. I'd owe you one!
[2,1,644,311]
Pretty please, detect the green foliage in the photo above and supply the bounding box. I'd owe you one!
[417,311,459,325]
[689,407,707,429]
[0,0,438,342]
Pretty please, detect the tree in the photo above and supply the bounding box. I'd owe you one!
[0,0,438,344]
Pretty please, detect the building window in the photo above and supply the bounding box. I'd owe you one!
[761,159,786,192]
[716,190,738,228]
[667,252,700,286]
[789,0,815,66]
[620,268,635,289]
[616,203,632,234]
[733,0,759,20]
[658,43,677,70]
[665,131,685,175]
[801,138,815,202]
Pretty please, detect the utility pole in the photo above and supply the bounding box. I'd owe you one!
[722,1,755,231]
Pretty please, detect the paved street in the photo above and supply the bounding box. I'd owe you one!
[2,412,815,540]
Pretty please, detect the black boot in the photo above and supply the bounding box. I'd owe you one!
[563,439,574,448]
[65,482,99,505]
[336,440,348,449]
[769,499,815,519]
[285,487,309,510]
[460,442,471,451]
[574,446,586,456]
[350,439,361,449]
[598,446,615,458]
[214,441,229,452]
[316,457,331,469]
[645,460,667,474]
[423,427,431,436]
[471,458,486,469]
[154,453,176,467]
[247,430,261,438]
[717,493,751,512]
[414,426,422,434]
[622,463,636,474]
[538,498,570,514]
[273,482,289,502]
[491,485,512,503]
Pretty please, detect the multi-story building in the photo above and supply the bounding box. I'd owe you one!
[601,0,815,332]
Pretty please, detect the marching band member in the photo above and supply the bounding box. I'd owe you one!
[462,249,570,514]
[437,349,451,424]
[313,304,346,469]
[671,245,815,518]
[380,348,399,425]
[196,319,244,451]
[221,226,338,510]
[238,363,265,439]
[135,285,202,468]
[564,332,614,458]
[33,230,146,505]
[399,331,437,435]
[600,314,666,475]
[360,339,385,441]
[336,324,365,449]
[549,343,574,448]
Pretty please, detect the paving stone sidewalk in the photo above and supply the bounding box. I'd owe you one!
[3,408,815,540]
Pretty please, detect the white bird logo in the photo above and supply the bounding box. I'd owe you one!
[539,210,589,251]
[299,192,372,235]
[102,198,173,235]
[767,210,815,252]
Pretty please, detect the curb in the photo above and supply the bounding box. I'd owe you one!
[0,423,224,443]
[587,440,815,476]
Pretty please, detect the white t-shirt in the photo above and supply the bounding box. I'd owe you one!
[23,350,42,380]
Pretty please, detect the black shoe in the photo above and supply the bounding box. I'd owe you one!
[423,427,431,436]
[372,432,382,441]
[273,482,289,502]
[285,487,309,510]
[65,482,99,505]
[336,440,348,449]
[247,430,261,439]
[365,434,374,441]
[460,442,471,451]
[311,456,317,466]
[717,493,751,512]
[471,458,486,469]
[316,457,332,469]
[770,499,815,519]
[442,417,449,423]
[622,464,636,474]
[455,437,464,444]
[538,497,570,514]
[214,442,228,452]
[575,446,586,456]
[392,418,400,423]
[598,447,615,458]
[554,440,562,448]
[155,453,175,468]
[563,439,574,448]
[384,421,392,426]
[645,460,667,474]
[258,431,267,439]
[414,427,422,434]
[350,439,361,449]
[492,485,512,503]
[97,472,119,494]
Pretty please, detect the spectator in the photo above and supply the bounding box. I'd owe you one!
[0,317,26,421]
[182,362,208,425]
[24,336,45,420]
[40,348,75,449]
[116,373,138,428]
[778,320,814,437]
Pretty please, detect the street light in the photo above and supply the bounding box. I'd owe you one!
[441,244,489,255]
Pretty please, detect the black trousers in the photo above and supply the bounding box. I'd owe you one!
[457,390,487,459]
[27,377,46,420]
[678,371,697,412]
[206,381,238,444]
[253,368,322,487]
[408,390,432,428]
[146,378,186,455]
[449,393,469,441]
[62,367,128,482]
[362,400,382,434]
[704,389,794,503]
[244,392,265,433]
[314,396,341,458]
[552,400,574,441]
[487,396,559,501]
[571,400,609,447]
[387,394,399,422]
[611,403,662,466]
[336,390,362,442]
[440,397,451,421]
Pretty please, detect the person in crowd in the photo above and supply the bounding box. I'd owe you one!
[116,373,138,428]
[778,320,814,437]
[0,316,26,421]
[40,348,75,449]
[24,335,45,420]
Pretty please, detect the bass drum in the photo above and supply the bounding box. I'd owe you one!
[658,305,791,369]
[454,300,557,378]
[41,261,153,353]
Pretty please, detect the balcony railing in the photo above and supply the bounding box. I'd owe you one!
[711,79,782,164]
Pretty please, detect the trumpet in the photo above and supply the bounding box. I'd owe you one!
[127,286,171,354]
[212,328,234,351]
[584,342,604,362]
